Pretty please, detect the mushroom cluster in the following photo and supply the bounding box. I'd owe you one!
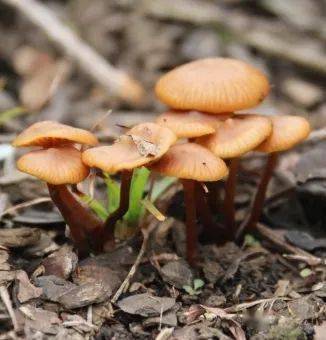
[13,58,310,265]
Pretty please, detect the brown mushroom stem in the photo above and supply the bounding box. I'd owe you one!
[223,157,240,236]
[102,170,133,244]
[195,182,220,242]
[244,152,278,232]
[47,184,103,255]
[182,179,198,265]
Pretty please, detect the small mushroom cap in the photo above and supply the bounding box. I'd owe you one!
[17,146,89,185]
[149,143,228,182]
[156,111,233,138]
[155,58,269,114]
[13,121,98,147]
[197,114,272,159]
[82,122,177,173]
[256,115,310,153]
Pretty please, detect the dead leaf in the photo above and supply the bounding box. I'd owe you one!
[19,305,61,335]
[42,246,78,279]
[117,293,176,317]
[15,270,43,303]
[160,260,193,289]
[0,227,41,248]
[129,134,159,157]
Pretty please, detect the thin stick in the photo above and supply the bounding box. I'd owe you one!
[102,170,133,243]
[0,285,18,331]
[111,228,150,303]
[1,0,144,103]
[0,197,51,219]
[244,153,278,232]
[223,158,240,236]
[182,179,197,265]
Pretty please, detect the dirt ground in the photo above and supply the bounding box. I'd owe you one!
[0,0,325,339]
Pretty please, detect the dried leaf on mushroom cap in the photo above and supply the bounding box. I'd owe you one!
[17,146,89,185]
[196,114,272,159]
[82,122,177,174]
[256,115,311,153]
[149,143,228,182]
[155,58,270,114]
[13,120,98,147]
[156,111,233,138]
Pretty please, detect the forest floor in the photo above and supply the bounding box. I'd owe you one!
[0,0,325,339]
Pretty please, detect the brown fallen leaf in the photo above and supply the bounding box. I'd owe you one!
[117,293,176,317]
[128,134,159,157]
[0,227,41,248]
[20,60,70,112]
[15,270,43,303]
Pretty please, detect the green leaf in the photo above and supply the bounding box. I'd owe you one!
[182,285,195,295]
[300,268,313,278]
[193,279,205,291]
[0,107,26,126]
[104,175,120,214]
[80,195,108,220]
[141,199,166,221]
[151,176,177,203]
[124,167,150,225]
[243,234,261,247]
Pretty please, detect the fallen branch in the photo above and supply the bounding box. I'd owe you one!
[256,223,322,266]
[2,0,144,103]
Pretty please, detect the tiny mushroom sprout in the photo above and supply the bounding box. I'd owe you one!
[13,121,101,256]
[155,58,270,114]
[243,115,310,233]
[196,114,272,235]
[149,143,228,265]
[82,122,177,247]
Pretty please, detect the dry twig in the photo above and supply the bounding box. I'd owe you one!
[1,0,144,103]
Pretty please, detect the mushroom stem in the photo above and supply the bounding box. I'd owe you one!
[182,179,197,265]
[47,184,103,255]
[102,170,133,244]
[223,157,240,236]
[244,152,278,232]
[195,182,218,241]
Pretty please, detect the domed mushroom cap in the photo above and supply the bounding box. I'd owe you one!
[155,58,270,114]
[13,121,98,147]
[17,146,89,185]
[256,115,310,153]
[149,143,228,182]
[197,114,272,159]
[82,122,177,173]
[156,111,232,138]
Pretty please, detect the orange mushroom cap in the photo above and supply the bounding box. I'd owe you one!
[256,115,310,153]
[82,122,177,174]
[196,114,272,159]
[155,58,270,114]
[17,146,89,185]
[13,121,98,147]
[149,143,228,182]
[156,110,233,138]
